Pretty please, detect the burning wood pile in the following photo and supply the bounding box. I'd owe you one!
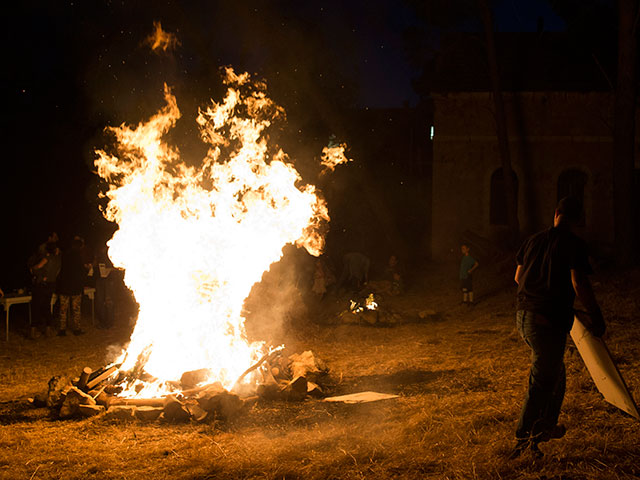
[35,67,350,425]
[31,350,329,422]
[338,293,402,326]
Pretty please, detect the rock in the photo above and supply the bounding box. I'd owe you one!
[30,392,48,408]
[418,309,436,319]
[59,387,97,418]
[241,396,259,409]
[46,375,70,409]
[104,405,136,420]
[288,351,329,382]
[281,376,308,402]
[307,381,324,397]
[338,310,360,324]
[197,391,243,419]
[135,406,164,421]
[185,402,208,422]
[78,404,105,417]
[163,396,190,422]
[256,382,281,400]
[361,309,378,325]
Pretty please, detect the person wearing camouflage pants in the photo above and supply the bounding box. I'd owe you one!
[58,294,82,333]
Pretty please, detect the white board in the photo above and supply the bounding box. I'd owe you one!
[323,391,399,404]
[570,316,639,420]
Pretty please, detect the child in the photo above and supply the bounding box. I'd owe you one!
[459,244,479,305]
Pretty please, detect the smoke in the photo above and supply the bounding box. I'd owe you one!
[243,247,314,344]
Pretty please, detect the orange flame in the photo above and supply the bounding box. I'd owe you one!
[145,21,180,53]
[320,143,351,174]
[95,69,329,396]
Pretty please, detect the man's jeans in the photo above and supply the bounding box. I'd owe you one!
[516,310,567,440]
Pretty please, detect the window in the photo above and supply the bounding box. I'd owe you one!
[490,168,518,225]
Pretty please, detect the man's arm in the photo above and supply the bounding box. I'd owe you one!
[571,269,605,336]
[514,265,524,285]
[31,257,48,273]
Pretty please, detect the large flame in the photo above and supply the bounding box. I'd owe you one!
[95,68,331,396]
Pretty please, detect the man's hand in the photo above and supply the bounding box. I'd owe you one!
[575,308,606,337]
[571,270,605,337]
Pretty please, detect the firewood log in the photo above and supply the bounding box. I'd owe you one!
[78,367,92,391]
[109,397,166,408]
[86,365,119,390]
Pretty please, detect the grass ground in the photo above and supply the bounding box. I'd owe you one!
[1,262,639,479]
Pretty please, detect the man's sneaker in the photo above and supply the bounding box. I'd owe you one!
[72,329,86,336]
[530,442,544,459]
[508,439,530,460]
[57,330,67,337]
[508,438,544,460]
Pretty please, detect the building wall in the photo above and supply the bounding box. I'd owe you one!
[431,92,616,258]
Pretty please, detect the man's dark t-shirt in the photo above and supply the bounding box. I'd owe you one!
[57,247,87,296]
[516,226,592,330]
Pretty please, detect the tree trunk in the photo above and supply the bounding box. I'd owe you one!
[613,0,639,266]
[478,0,520,247]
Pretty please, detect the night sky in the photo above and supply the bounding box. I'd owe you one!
[1,0,595,289]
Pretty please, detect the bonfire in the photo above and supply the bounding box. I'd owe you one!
[36,69,348,421]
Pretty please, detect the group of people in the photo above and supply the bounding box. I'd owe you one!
[27,232,93,338]
[310,251,405,300]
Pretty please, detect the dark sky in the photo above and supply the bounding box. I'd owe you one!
[1,0,584,288]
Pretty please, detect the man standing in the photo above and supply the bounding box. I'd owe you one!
[57,237,90,336]
[512,196,605,458]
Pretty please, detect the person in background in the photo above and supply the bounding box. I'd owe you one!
[511,196,605,459]
[28,242,60,338]
[42,231,58,250]
[337,252,370,292]
[93,244,115,329]
[57,236,90,336]
[386,254,403,295]
[459,244,479,305]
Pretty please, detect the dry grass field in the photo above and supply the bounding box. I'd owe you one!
[1,262,639,480]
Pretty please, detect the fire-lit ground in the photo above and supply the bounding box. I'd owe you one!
[1,262,639,480]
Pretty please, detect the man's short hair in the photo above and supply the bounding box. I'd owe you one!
[556,196,583,223]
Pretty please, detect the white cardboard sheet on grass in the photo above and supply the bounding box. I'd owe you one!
[323,391,399,404]
[571,316,640,420]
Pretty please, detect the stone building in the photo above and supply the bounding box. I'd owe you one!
[427,32,639,259]
[431,91,619,257]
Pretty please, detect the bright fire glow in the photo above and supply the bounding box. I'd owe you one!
[95,68,332,396]
[350,294,378,314]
